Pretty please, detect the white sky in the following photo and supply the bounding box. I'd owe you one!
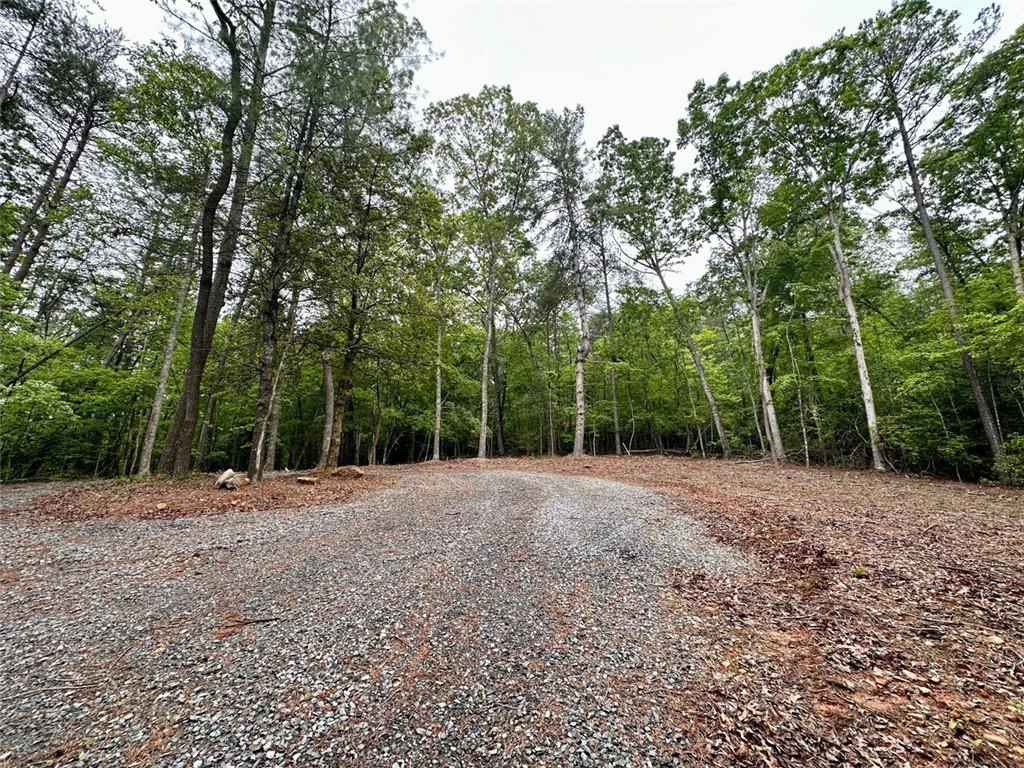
[96,0,1022,285]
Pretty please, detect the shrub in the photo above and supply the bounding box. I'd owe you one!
[993,434,1024,487]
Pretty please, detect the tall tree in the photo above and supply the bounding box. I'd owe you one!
[429,86,542,459]
[762,36,891,470]
[859,0,1002,458]
[159,0,276,477]
[599,127,732,458]
[681,77,785,463]
[541,106,592,456]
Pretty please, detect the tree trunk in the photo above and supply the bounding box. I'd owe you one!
[599,239,622,455]
[252,279,300,481]
[653,266,731,458]
[748,288,785,463]
[432,303,443,461]
[195,261,256,467]
[12,109,95,282]
[316,351,334,470]
[3,120,73,276]
[491,326,505,456]
[828,205,885,471]
[137,255,193,476]
[1005,198,1023,296]
[571,236,590,457]
[477,266,495,459]
[895,110,1002,457]
[325,349,355,468]
[0,5,42,111]
[785,323,810,467]
[159,0,275,478]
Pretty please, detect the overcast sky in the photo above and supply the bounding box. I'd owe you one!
[96,0,1022,283]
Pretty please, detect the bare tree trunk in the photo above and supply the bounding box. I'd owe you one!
[257,282,300,478]
[433,307,443,461]
[3,121,72,276]
[196,261,256,466]
[316,351,334,470]
[491,327,505,456]
[137,258,193,476]
[896,111,1002,457]
[478,266,496,459]
[325,349,355,468]
[828,206,884,471]
[653,266,731,458]
[599,240,621,455]
[1005,199,1023,296]
[785,323,810,467]
[0,4,42,110]
[12,109,95,282]
[748,290,784,463]
[571,239,590,457]
[369,385,381,466]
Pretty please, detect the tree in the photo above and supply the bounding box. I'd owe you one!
[158,0,276,478]
[3,7,121,282]
[598,126,731,458]
[937,24,1024,296]
[762,36,891,470]
[859,0,1002,458]
[428,86,542,459]
[681,76,788,463]
[540,106,593,456]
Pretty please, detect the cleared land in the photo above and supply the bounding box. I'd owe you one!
[0,458,1022,767]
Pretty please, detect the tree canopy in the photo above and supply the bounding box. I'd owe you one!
[2,0,1023,485]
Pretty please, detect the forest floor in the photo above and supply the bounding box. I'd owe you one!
[0,458,1022,767]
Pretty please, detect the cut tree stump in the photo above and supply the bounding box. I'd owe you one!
[297,476,318,485]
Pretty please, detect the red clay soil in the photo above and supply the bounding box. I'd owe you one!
[412,456,1024,766]
[10,472,389,522]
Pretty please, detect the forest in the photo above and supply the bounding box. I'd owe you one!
[1,0,1023,485]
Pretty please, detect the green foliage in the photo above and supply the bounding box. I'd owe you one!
[993,435,1024,487]
[1,0,1022,486]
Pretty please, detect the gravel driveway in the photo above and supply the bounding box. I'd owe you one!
[0,468,745,767]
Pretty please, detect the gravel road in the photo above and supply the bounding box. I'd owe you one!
[0,468,745,767]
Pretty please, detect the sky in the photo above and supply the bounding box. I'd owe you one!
[96,0,1022,284]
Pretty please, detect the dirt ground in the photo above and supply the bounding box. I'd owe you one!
[1,457,1022,767]
[457,456,1024,766]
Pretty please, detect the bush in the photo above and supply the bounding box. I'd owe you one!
[993,434,1024,487]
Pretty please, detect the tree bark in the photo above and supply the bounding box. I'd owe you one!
[249,105,312,483]
[653,266,731,458]
[895,110,1002,457]
[12,108,95,282]
[1005,198,1023,296]
[477,263,496,459]
[570,230,590,457]
[491,326,505,456]
[316,351,334,470]
[137,261,192,476]
[828,206,885,471]
[3,120,73,276]
[0,3,42,111]
[432,290,443,461]
[599,238,622,455]
[260,282,301,477]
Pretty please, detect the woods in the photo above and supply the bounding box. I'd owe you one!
[1,0,1023,484]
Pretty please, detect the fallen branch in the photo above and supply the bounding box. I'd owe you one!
[2,681,101,702]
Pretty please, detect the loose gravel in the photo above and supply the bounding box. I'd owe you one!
[0,468,745,767]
